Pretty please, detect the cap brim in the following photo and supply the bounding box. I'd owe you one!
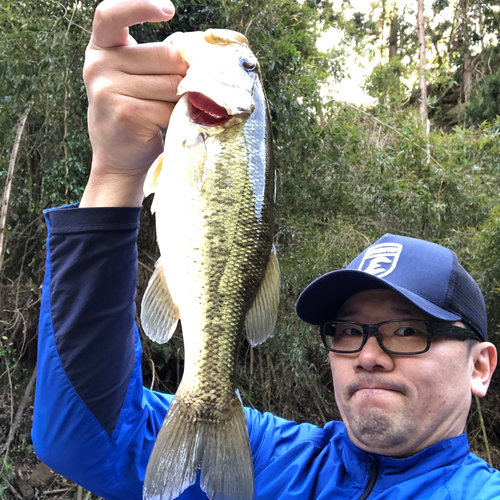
[296,269,462,325]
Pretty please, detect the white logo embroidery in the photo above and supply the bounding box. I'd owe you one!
[359,243,403,278]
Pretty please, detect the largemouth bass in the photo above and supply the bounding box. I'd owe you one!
[141,29,280,500]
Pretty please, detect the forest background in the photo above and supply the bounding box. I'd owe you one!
[1,0,500,498]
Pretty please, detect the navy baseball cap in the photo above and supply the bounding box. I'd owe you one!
[296,234,488,340]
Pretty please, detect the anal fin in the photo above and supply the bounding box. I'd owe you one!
[245,245,280,346]
[140,257,180,344]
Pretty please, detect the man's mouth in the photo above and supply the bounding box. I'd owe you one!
[188,92,231,127]
[355,387,397,394]
[349,380,406,397]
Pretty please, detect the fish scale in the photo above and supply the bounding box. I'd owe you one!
[141,29,280,500]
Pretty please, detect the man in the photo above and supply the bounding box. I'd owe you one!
[32,0,500,499]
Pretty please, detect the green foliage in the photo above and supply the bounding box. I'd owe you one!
[345,11,380,51]
[472,202,500,341]
[432,0,450,15]
[0,457,15,500]
[0,1,93,284]
[466,72,500,125]
[364,57,412,108]
[484,1,500,36]
[1,0,500,469]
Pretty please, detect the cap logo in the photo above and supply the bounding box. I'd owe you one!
[358,243,403,278]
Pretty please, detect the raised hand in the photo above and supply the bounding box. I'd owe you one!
[80,0,188,207]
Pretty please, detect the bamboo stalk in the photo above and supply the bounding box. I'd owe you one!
[417,0,428,128]
[0,102,33,271]
[44,488,71,495]
[475,395,493,467]
[149,358,156,390]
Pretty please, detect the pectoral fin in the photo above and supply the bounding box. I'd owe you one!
[184,132,208,190]
[141,257,180,344]
[245,246,280,346]
[144,153,164,214]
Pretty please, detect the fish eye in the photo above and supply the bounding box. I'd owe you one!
[240,58,256,71]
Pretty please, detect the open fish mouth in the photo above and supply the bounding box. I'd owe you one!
[188,92,231,126]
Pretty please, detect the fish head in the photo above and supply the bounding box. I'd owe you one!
[165,29,260,127]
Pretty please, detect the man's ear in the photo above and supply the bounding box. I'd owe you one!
[471,342,497,397]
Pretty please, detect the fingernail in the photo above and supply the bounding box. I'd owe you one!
[153,0,174,15]
[162,2,175,15]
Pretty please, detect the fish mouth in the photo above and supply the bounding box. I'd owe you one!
[188,92,231,127]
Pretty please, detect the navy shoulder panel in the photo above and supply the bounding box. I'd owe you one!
[45,205,142,435]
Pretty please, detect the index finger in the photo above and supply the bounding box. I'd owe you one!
[91,0,175,49]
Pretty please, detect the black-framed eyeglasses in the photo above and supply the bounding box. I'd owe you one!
[320,319,482,355]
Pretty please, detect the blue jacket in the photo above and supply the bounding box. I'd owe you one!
[32,205,500,500]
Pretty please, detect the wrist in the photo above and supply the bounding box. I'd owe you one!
[80,168,147,208]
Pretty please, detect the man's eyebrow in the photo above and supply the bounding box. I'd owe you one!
[392,307,417,316]
[336,308,359,319]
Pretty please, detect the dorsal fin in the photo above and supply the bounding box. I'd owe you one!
[204,29,249,47]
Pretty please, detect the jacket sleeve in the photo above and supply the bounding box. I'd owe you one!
[32,204,207,500]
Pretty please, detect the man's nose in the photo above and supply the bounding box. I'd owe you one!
[355,334,394,371]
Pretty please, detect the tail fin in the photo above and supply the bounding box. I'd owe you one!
[143,393,254,500]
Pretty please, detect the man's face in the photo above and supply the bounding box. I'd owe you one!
[329,289,476,457]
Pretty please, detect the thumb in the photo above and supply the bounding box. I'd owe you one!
[91,0,175,49]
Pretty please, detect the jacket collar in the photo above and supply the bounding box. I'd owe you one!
[337,425,470,488]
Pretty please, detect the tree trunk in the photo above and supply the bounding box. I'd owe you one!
[463,55,473,104]
[459,0,472,103]
[478,1,484,53]
[380,0,386,60]
[0,102,33,271]
[417,0,428,128]
[388,13,399,59]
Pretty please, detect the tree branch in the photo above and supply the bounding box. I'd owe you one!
[0,102,33,272]
[2,364,37,456]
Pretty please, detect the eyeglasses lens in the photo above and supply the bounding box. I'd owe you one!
[324,320,429,354]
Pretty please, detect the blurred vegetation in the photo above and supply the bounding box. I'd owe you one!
[1,0,500,497]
